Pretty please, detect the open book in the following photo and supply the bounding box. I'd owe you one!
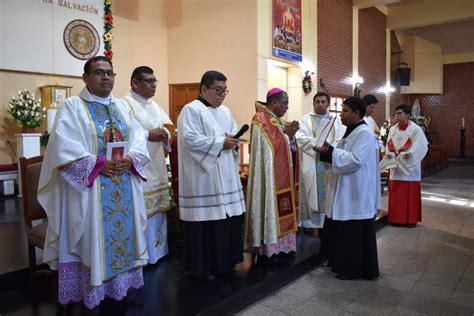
[312,116,336,148]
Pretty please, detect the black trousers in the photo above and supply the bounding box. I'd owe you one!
[182,215,243,277]
[320,216,379,280]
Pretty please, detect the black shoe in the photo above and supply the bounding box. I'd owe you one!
[335,274,356,280]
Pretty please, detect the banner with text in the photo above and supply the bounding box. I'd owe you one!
[272,0,302,62]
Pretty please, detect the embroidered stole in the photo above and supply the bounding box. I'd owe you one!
[252,111,298,237]
[83,100,137,280]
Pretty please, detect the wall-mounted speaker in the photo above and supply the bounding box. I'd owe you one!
[395,67,411,86]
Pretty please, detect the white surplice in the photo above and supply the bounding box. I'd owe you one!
[325,123,381,221]
[123,90,172,264]
[177,100,245,221]
[380,121,428,181]
[38,88,149,286]
[296,112,345,227]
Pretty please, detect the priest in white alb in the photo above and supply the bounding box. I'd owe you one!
[362,94,380,137]
[177,70,246,279]
[38,56,149,308]
[124,66,174,264]
[296,91,345,235]
[315,97,380,280]
[380,104,428,226]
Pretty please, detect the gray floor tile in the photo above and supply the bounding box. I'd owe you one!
[450,289,474,308]
[462,267,474,281]
[291,300,343,316]
[240,304,289,316]
[261,293,308,314]
[420,272,460,289]
[363,284,408,305]
[375,276,416,292]
[396,257,433,272]
[327,278,373,296]
[299,267,334,287]
[398,293,445,314]
[390,306,424,315]
[410,281,454,301]
[386,264,425,282]
[427,262,465,278]
[457,278,474,293]
[280,279,323,299]
[441,301,474,316]
[309,287,357,309]
[344,297,395,316]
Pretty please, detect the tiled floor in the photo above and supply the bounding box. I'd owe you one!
[239,161,474,315]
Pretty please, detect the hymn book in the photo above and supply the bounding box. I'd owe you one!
[312,116,336,148]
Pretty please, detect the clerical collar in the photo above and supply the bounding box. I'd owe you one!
[197,96,214,108]
[311,112,329,118]
[130,90,150,103]
[342,119,366,138]
[89,91,112,105]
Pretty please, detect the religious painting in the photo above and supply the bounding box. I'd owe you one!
[106,141,127,161]
[272,0,302,62]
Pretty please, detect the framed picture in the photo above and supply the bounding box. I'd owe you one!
[272,0,302,62]
[106,141,128,161]
[53,88,68,103]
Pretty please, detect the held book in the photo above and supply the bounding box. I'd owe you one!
[312,116,336,148]
[106,141,128,161]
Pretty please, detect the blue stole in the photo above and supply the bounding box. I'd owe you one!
[83,99,137,280]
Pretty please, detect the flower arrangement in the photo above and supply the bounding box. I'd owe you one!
[302,71,313,95]
[104,0,113,59]
[6,89,46,130]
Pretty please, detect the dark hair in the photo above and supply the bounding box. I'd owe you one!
[131,66,154,85]
[362,94,378,106]
[343,97,366,118]
[83,56,112,74]
[313,91,330,104]
[200,70,227,90]
[266,91,288,105]
[395,104,411,114]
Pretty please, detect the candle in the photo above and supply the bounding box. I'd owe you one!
[47,108,57,133]
[462,117,465,129]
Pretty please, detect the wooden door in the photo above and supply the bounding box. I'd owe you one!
[169,83,200,124]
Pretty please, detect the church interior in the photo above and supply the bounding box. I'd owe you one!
[0,0,473,315]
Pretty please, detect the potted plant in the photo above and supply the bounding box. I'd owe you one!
[6,89,46,133]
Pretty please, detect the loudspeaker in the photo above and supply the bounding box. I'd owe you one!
[395,68,411,86]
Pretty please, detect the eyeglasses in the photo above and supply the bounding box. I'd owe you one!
[277,100,289,106]
[208,86,229,96]
[137,78,158,84]
[91,69,116,77]
[394,111,406,116]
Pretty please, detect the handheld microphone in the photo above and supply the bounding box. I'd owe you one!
[233,124,249,139]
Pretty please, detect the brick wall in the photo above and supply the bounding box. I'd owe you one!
[317,0,353,97]
[359,7,387,126]
[410,62,474,158]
